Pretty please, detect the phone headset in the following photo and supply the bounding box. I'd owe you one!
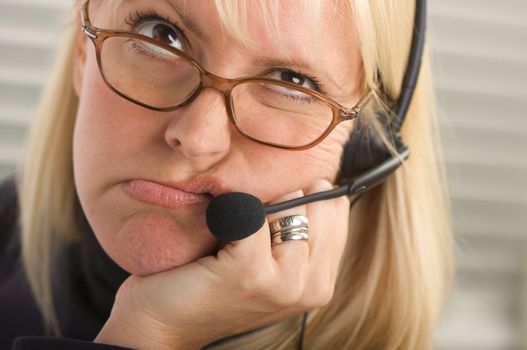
[297,1,427,348]
[266,0,427,215]
[206,0,426,235]
[204,0,427,348]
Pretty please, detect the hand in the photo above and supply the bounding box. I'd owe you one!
[94,179,350,350]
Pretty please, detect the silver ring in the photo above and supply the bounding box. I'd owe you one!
[269,214,309,245]
[271,229,309,245]
[269,215,309,234]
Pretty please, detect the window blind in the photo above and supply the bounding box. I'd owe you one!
[0,1,526,349]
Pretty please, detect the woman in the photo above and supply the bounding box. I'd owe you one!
[0,0,452,349]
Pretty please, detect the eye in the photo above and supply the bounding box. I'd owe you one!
[135,18,185,51]
[268,69,320,91]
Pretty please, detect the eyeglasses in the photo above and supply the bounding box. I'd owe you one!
[80,0,372,150]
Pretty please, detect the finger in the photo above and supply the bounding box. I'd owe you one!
[266,190,308,260]
[263,190,311,304]
[217,190,308,302]
[304,179,350,298]
[305,179,349,258]
[267,190,306,252]
[225,189,306,254]
[222,211,273,264]
[218,189,308,274]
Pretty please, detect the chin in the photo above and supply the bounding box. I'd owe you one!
[120,248,208,276]
[115,233,220,276]
[100,211,220,276]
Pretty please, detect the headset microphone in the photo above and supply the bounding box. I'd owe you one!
[206,149,409,242]
[206,192,265,242]
[206,0,426,243]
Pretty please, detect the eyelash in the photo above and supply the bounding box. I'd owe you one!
[125,9,181,31]
[124,9,325,94]
[268,68,324,93]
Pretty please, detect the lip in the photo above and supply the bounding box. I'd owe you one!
[121,177,231,210]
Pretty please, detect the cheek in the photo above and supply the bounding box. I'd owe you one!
[255,122,351,201]
[305,124,352,178]
[72,54,156,233]
[73,53,164,187]
[72,56,218,274]
[74,56,123,170]
[74,55,114,193]
[75,61,135,153]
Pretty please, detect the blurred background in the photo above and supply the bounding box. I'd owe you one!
[0,0,526,349]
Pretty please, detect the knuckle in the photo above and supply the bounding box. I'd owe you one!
[235,258,309,310]
[315,284,335,306]
[335,194,351,209]
[266,275,305,309]
[239,263,275,293]
[300,276,336,309]
[265,276,305,310]
[282,279,306,305]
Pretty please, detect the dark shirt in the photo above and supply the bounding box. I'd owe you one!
[0,177,131,349]
[0,177,263,349]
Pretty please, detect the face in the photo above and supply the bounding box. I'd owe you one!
[73,0,363,275]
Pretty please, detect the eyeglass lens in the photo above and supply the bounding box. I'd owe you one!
[99,35,334,148]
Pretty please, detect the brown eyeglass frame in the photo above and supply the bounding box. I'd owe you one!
[80,0,372,150]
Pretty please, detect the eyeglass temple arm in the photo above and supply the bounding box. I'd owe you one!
[266,0,426,214]
[80,1,97,39]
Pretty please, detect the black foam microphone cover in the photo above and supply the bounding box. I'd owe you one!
[206,192,266,242]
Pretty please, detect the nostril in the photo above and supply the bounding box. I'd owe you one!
[163,89,233,159]
[166,137,182,149]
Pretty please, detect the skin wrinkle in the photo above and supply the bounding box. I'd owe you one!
[18,1,451,346]
[74,0,363,275]
[108,0,360,101]
[122,0,211,42]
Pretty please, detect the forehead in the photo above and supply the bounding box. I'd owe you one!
[94,0,363,100]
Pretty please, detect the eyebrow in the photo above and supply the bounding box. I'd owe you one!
[126,0,343,91]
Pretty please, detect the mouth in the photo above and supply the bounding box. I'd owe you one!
[121,177,229,210]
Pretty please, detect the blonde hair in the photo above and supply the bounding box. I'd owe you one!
[18,0,453,348]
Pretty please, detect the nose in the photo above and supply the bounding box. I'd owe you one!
[164,88,232,161]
